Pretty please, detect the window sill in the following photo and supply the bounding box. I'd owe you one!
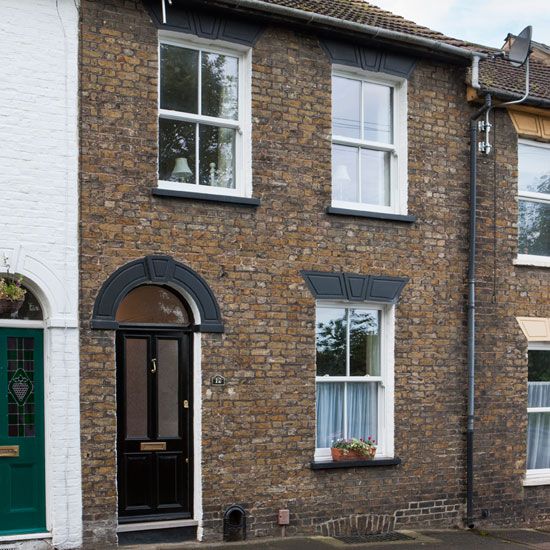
[326,207,416,223]
[152,188,260,207]
[524,470,550,486]
[310,457,401,470]
[514,255,550,268]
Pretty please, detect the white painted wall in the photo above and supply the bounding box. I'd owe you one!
[0,0,81,548]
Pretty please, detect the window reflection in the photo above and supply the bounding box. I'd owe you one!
[160,44,199,113]
[519,200,550,257]
[116,286,190,325]
[316,308,346,376]
[201,52,239,120]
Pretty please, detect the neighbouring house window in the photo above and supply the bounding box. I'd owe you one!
[158,36,251,197]
[315,304,394,461]
[526,346,550,484]
[517,140,550,265]
[331,70,407,214]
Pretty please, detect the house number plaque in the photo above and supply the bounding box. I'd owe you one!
[211,375,225,386]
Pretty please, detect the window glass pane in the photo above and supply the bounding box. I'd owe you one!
[332,76,361,139]
[364,83,393,143]
[125,338,148,439]
[316,383,344,447]
[350,309,381,376]
[116,286,190,325]
[201,52,239,120]
[159,118,196,183]
[527,412,550,469]
[316,308,347,376]
[160,44,198,113]
[519,200,550,257]
[519,143,550,194]
[0,284,42,320]
[361,149,390,206]
[332,145,359,203]
[528,350,550,408]
[7,337,36,437]
[198,125,236,188]
[157,339,180,438]
[347,382,378,441]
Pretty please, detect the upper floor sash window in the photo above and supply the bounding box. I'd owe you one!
[158,35,252,198]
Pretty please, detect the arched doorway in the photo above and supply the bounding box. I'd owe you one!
[92,256,224,532]
[0,283,46,535]
[115,285,194,524]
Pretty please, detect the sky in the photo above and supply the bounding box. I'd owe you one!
[370,0,550,49]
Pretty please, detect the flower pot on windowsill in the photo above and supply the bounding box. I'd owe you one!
[0,298,24,316]
[331,447,376,462]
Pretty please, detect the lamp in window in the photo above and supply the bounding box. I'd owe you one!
[171,157,193,183]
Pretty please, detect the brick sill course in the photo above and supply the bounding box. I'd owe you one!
[326,206,416,223]
[310,457,401,470]
[152,188,261,207]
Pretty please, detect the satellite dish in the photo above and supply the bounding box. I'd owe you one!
[507,25,532,67]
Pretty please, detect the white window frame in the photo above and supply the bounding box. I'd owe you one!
[524,342,550,486]
[514,139,550,268]
[331,67,408,215]
[314,301,395,462]
[157,31,252,198]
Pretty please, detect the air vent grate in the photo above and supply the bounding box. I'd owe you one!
[334,532,414,544]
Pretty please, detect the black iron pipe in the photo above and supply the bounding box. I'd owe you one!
[467,94,492,529]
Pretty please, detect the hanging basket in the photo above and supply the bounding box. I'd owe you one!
[0,298,24,316]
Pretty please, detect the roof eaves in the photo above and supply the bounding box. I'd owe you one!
[477,85,550,109]
[196,0,487,62]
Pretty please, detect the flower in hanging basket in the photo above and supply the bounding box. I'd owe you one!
[0,275,26,316]
[330,437,377,461]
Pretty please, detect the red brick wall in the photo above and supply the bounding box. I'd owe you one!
[79,0,549,546]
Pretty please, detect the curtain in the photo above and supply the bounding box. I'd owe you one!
[527,382,550,469]
[316,383,344,448]
[366,333,380,375]
[316,382,378,448]
[347,383,378,441]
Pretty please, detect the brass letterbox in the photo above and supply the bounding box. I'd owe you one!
[0,445,19,458]
[140,442,167,451]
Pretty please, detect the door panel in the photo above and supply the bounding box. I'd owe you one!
[0,329,45,535]
[157,339,179,438]
[125,338,149,439]
[125,453,153,510]
[117,331,192,522]
[157,453,182,507]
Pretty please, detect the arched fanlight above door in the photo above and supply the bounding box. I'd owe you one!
[0,284,43,321]
[92,255,223,332]
[115,285,191,326]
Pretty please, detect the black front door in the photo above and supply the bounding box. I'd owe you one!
[117,331,192,522]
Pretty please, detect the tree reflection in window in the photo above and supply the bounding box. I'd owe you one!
[316,308,380,377]
[518,143,550,257]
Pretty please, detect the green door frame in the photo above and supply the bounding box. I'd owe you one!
[0,328,46,535]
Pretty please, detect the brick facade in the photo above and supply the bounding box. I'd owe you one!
[474,108,550,526]
[79,0,549,547]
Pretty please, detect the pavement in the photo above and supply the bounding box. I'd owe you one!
[122,528,550,550]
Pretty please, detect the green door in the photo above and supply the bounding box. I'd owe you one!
[0,328,46,535]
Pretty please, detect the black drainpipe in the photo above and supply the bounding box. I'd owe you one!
[467,94,492,529]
